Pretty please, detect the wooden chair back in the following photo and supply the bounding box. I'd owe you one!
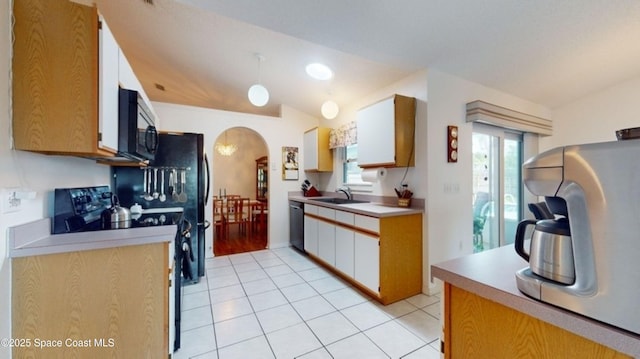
[251,201,268,234]
[213,198,224,223]
[225,197,243,223]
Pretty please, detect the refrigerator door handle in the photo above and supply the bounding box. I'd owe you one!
[203,152,211,206]
[198,220,211,230]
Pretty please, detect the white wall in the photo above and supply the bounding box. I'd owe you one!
[316,68,552,293]
[542,75,640,151]
[153,102,319,253]
[425,69,551,292]
[314,70,432,290]
[318,70,429,197]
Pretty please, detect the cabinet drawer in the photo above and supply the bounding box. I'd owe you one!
[317,207,336,220]
[305,204,319,215]
[335,210,355,226]
[355,215,379,234]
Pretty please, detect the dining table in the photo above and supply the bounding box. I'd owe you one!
[213,198,267,240]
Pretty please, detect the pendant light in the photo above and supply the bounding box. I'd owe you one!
[215,130,237,156]
[248,54,269,107]
[321,100,339,120]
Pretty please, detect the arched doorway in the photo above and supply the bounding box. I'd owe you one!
[212,127,269,256]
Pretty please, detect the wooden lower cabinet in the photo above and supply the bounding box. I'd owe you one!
[12,243,169,358]
[443,284,631,358]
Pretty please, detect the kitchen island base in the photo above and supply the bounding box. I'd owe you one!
[432,245,639,358]
[444,284,631,358]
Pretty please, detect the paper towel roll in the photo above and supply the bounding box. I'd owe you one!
[361,168,386,182]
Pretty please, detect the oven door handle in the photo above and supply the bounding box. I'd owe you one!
[180,219,193,237]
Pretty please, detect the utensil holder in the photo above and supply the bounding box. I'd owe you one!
[398,198,411,207]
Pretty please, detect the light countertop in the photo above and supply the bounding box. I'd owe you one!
[431,245,640,357]
[288,195,423,218]
[9,218,177,258]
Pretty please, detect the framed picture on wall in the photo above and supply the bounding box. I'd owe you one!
[282,146,299,180]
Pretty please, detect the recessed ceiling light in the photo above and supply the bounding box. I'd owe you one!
[306,63,333,80]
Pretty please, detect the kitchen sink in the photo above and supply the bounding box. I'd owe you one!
[309,198,370,205]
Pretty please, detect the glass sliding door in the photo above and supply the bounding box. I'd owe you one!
[472,124,523,252]
[503,135,522,245]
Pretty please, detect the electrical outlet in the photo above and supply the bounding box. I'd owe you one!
[2,188,22,213]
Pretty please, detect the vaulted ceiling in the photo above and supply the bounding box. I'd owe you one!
[95,0,640,118]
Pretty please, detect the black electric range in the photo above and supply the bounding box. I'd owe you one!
[52,185,187,233]
[52,186,188,352]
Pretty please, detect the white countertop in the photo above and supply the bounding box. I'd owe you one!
[9,218,177,258]
[289,195,423,217]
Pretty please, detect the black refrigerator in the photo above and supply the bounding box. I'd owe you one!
[112,132,210,284]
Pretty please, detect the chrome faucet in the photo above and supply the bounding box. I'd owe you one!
[337,186,352,200]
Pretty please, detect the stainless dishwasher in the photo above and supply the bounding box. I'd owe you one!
[289,200,305,252]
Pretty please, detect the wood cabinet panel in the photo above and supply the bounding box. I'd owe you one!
[378,214,422,303]
[447,285,630,359]
[13,0,102,156]
[12,243,168,358]
[13,0,145,164]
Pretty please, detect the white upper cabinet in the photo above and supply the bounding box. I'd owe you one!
[118,51,144,100]
[356,94,416,168]
[117,36,159,127]
[303,127,333,172]
[98,15,119,153]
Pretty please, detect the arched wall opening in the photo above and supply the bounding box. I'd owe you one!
[212,126,269,255]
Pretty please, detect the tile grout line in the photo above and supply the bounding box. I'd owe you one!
[201,248,441,358]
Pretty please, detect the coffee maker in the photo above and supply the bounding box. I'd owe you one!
[516,139,640,335]
[515,197,574,285]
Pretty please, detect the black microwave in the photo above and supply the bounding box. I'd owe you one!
[118,88,158,162]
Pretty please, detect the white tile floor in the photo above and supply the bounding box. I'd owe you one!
[174,247,442,359]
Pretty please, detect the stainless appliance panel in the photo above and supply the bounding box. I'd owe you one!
[518,139,640,335]
[289,200,304,252]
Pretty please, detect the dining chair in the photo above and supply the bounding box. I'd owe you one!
[240,197,251,234]
[251,201,268,238]
[225,197,250,237]
[213,198,225,243]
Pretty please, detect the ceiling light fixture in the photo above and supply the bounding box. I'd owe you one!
[306,63,333,80]
[321,100,339,120]
[248,54,269,107]
[215,130,237,156]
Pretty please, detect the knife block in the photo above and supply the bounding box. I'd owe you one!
[304,187,321,197]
